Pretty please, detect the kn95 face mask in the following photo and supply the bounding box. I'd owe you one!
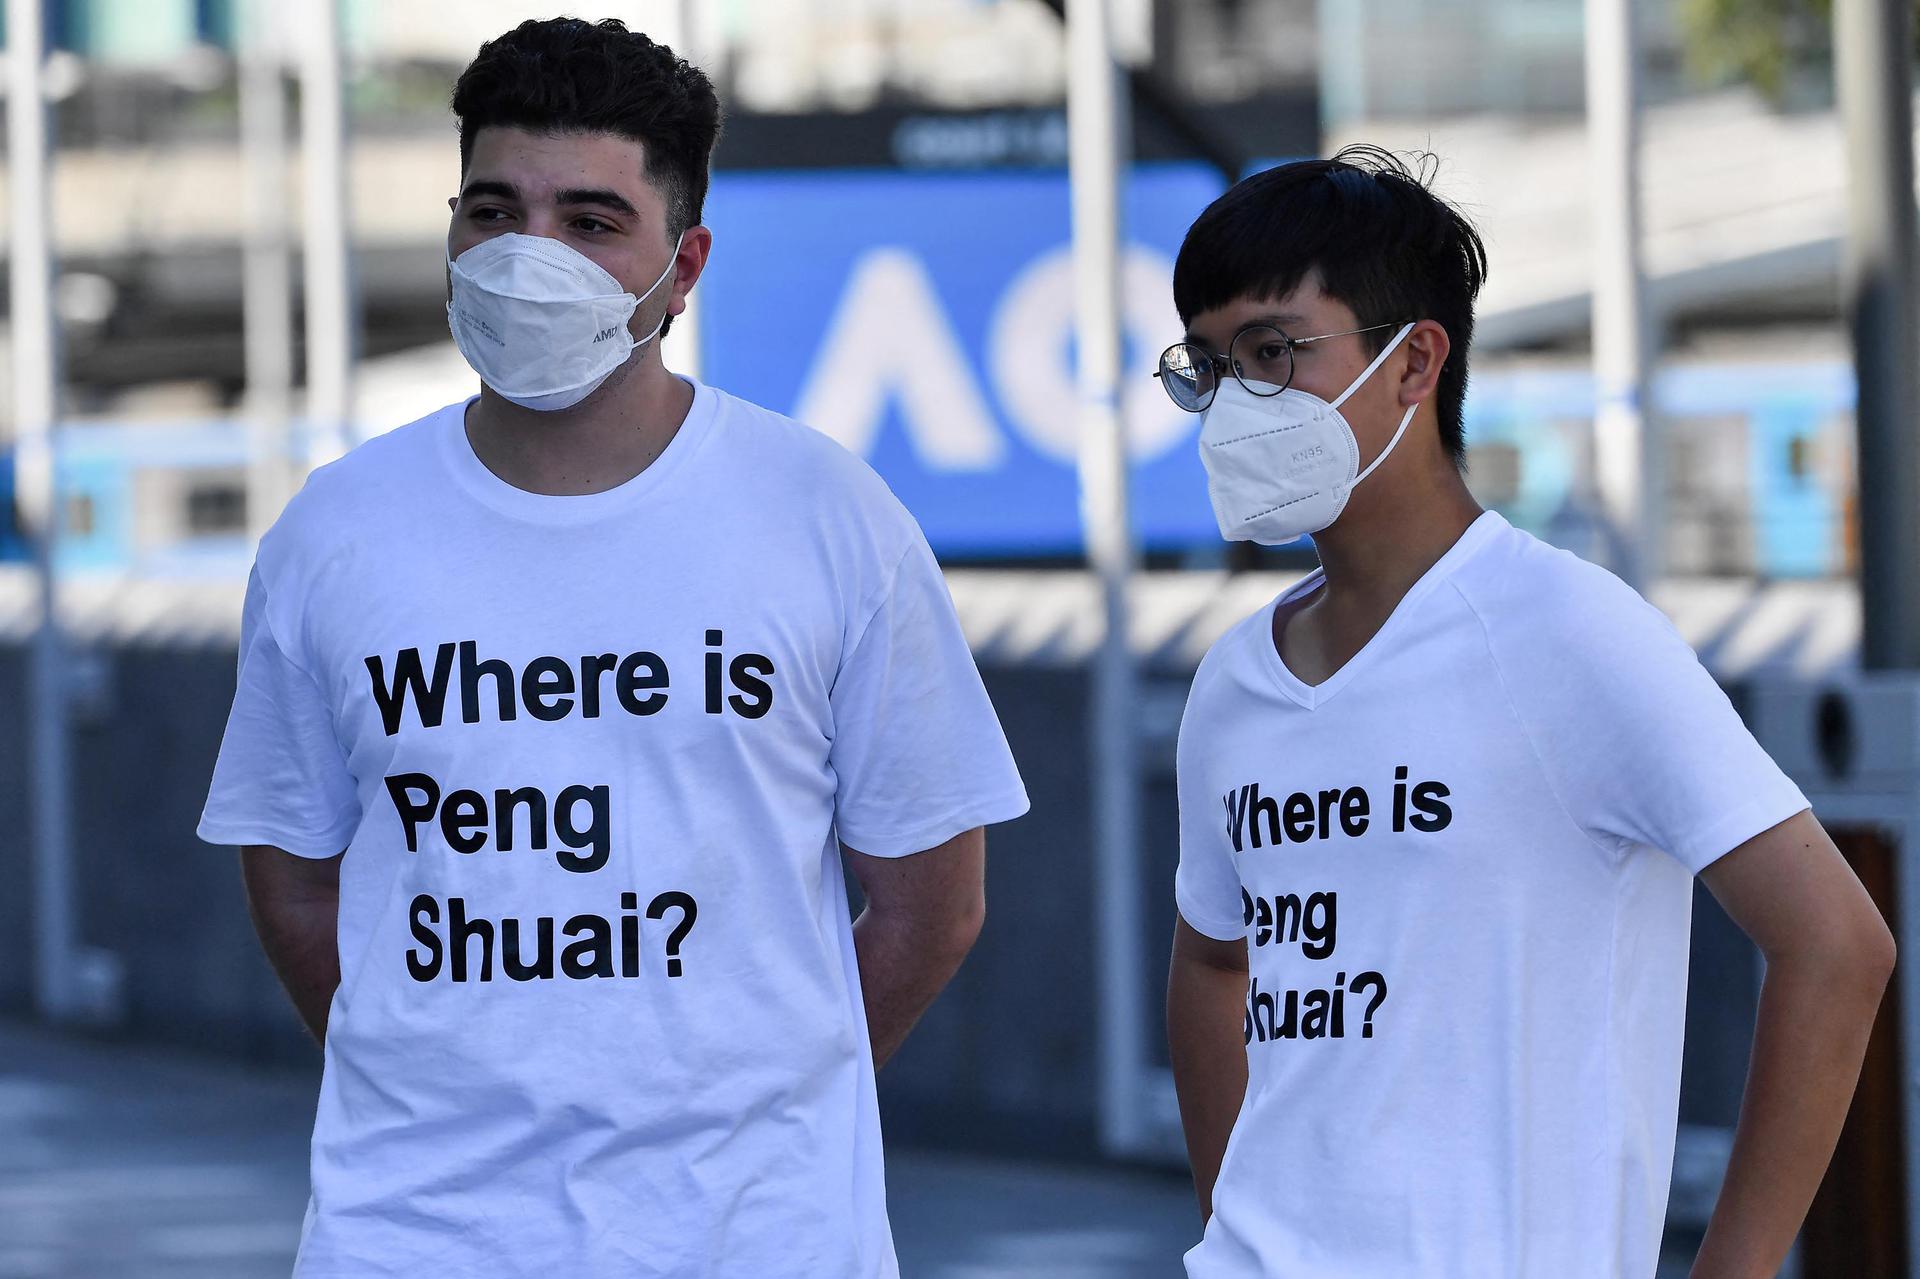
[1197,322,1419,544]
[447,231,682,412]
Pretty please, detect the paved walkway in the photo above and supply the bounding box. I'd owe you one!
[0,1020,1198,1278]
[0,1019,1701,1278]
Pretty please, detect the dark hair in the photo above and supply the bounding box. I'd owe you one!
[1172,146,1488,468]
[452,17,721,240]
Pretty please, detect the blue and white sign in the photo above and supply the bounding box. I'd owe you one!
[698,163,1227,556]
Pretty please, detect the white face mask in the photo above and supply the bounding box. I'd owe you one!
[446,231,682,412]
[1197,322,1419,544]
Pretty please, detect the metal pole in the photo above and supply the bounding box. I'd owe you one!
[7,0,80,1023]
[1838,0,1920,672]
[298,0,354,468]
[1583,0,1660,589]
[1067,0,1144,1156]
[1316,0,1369,128]
[1835,9,1920,1273]
[241,0,294,536]
[651,0,703,383]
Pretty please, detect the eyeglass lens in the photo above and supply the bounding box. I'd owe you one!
[1227,326,1292,397]
[1157,326,1298,412]
[1157,344,1217,411]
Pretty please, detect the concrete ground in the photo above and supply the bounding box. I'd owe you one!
[0,1019,1699,1278]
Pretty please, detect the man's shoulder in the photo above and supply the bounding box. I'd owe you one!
[1450,520,1652,634]
[256,403,460,571]
[285,404,455,512]
[1189,594,1282,703]
[705,385,912,521]
[1449,521,1692,690]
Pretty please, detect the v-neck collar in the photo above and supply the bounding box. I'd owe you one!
[1257,510,1507,711]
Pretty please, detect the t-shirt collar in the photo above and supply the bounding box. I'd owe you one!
[1258,509,1509,711]
[439,374,718,525]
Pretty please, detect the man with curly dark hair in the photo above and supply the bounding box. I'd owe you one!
[198,18,1027,1276]
[1161,147,1893,1278]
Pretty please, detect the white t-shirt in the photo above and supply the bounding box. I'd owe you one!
[1174,511,1808,1279]
[197,378,1029,1278]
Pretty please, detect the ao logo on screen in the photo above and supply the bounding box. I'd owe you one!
[791,245,1193,470]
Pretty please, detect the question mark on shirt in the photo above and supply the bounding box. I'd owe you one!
[1348,971,1387,1037]
[646,891,698,977]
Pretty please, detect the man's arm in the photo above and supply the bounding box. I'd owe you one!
[239,844,344,1046]
[1689,809,1897,1278]
[843,827,987,1070]
[1168,913,1250,1224]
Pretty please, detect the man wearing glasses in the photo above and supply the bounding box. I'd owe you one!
[1160,146,1894,1278]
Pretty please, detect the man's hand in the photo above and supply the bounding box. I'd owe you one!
[1690,809,1897,1278]
[239,845,345,1046]
[843,828,987,1070]
[1167,913,1250,1224]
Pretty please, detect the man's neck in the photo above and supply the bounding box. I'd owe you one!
[464,354,695,497]
[1310,459,1485,615]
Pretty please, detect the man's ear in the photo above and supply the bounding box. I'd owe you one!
[1399,320,1450,406]
[666,225,714,317]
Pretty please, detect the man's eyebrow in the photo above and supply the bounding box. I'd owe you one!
[457,179,519,203]
[554,187,640,217]
[1181,314,1312,348]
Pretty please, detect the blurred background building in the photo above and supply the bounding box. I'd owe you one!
[1,1,1913,1275]
[0,0,1869,588]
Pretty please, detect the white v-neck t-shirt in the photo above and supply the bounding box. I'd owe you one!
[1174,511,1807,1279]
[197,378,1029,1277]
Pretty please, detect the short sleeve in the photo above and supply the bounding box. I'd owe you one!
[1468,562,1809,874]
[828,533,1029,857]
[1174,657,1249,942]
[196,565,361,858]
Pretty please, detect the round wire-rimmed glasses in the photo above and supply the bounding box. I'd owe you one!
[1153,320,1410,412]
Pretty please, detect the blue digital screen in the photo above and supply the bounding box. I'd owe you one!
[697,163,1228,556]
